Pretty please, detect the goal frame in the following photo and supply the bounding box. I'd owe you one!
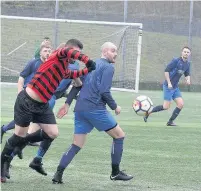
[1,15,143,93]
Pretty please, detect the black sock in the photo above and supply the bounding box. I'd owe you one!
[169,107,181,122]
[151,105,164,113]
[26,129,50,143]
[1,134,26,164]
[112,164,120,176]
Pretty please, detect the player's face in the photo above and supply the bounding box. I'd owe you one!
[106,47,118,63]
[181,48,191,61]
[69,46,82,62]
[40,47,52,61]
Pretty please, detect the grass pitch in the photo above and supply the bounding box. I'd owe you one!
[1,85,201,191]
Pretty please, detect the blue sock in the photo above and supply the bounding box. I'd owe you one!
[58,144,81,169]
[2,120,15,132]
[36,138,54,159]
[111,137,124,175]
[151,105,164,113]
[169,107,181,122]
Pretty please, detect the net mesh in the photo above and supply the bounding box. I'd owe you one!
[1,17,141,91]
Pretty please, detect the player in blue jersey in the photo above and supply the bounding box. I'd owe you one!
[52,42,133,184]
[144,46,191,126]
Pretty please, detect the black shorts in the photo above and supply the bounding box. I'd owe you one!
[14,90,56,127]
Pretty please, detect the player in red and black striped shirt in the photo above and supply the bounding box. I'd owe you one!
[1,39,96,183]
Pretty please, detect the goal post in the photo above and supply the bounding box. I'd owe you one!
[1,15,143,93]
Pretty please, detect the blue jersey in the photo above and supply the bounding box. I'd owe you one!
[74,58,117,112]
[163,57,190,89]
[20,58,43,88]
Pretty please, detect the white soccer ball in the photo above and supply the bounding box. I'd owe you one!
[132,95,153,116]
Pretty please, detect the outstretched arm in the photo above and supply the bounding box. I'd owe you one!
[57,86,81,119]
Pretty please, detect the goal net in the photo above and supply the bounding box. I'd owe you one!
[1,15,142,92]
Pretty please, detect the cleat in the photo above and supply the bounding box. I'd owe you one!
[1,125,5,143]
[166,121,177,126]
[29,158,47,176]
[143,112,149,122]
[28,142,40,147]
[110,171,133,181]
[52,169,64,184]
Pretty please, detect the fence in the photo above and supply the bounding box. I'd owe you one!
[1,1,201,92]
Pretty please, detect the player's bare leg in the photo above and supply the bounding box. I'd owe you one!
[167,97,183,126]
[144,100,170,122]
[27,123,41,146]
[52,134,87,184]
[106,125,133,181]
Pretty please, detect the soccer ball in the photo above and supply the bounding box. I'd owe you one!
[132,95,153,116]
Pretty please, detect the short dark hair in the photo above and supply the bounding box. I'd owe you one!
[182,46,191,51]
[44,37,50,40]
[65,39,83,50]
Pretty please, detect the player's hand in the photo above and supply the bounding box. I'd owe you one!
[57,103,69,119]
[115,105,121,115]
[168,83,173,89]
[185,79,190,85]
[86,60,96,72]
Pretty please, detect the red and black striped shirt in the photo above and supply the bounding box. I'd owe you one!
[28,47,89,103]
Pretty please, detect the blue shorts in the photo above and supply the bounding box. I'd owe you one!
[163,84,182,101]
[74,110,117,134]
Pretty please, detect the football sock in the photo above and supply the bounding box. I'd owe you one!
[36,138,54,159]
[26,129,50,143]
[58,144,81,169]
[151,105,164,113]
[1,134,26,164]
[168,107,181,122]
[2,120,15,132]
[111,137,124,175]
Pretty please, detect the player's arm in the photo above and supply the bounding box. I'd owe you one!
[18,60,33,93]
[184,66,190,85]
[99,66,117,110]
[57,86,82,119]
[64,68,89,79]
[57,47,96,70]
[164,58,177,88]
[17,76,25,93]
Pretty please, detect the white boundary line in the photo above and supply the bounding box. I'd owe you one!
[0,82,137,92]
[7,42,27,56]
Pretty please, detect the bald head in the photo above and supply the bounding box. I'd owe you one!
[101,42,117,63]
[101,42,117,52]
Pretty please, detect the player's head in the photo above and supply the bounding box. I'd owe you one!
[101,42,117,63]
[181,46,191,61]
[40,45,52,62]
[43,36,51,43]
[65,39,83,51]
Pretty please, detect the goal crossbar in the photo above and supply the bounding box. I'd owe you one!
[1,15,143,93]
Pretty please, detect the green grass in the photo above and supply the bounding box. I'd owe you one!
[1,85,201,191]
